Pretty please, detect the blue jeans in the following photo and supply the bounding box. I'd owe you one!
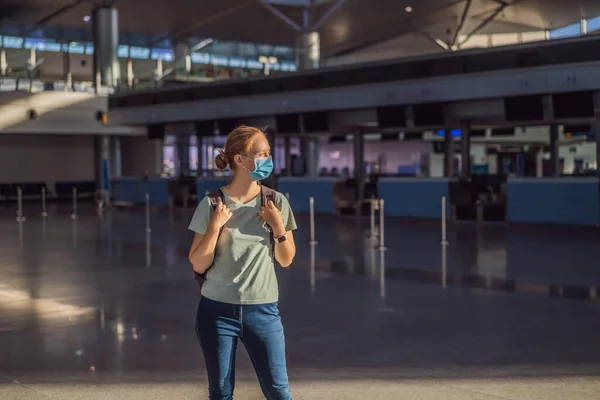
[195,296,292,400]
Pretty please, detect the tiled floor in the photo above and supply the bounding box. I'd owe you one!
[0,202,599,399]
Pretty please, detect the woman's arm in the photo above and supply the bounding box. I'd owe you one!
[189,201,232,274]
[188,227,220,274]
[271,226,296,268]
[260,200,296,268]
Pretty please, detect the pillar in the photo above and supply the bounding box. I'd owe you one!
[536,148,544,178]
[92,6,120,88]
[94,136,111,203]
[175,135,191,177]
[174,42,191,79]
[300,137,319,177]
[62,46,71,88]
[112,137,122,178]
[460,122,471,178]
[284,136,292,176]
[197,136,204,177]
[27,47,36,80]
[126,59,134,89]
[297,32,320,70]
[594,93,600,180]
[549,124,559,177]
[1,47,7,76]
[354,129,365,209]
[444,129,455,177]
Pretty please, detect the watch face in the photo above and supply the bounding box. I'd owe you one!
[276,235,287,243]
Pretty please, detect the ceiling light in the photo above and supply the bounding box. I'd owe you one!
[83,15,91,22]
[405,6,412,12]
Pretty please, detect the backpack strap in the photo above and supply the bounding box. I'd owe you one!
[208,188,225,210]
[194,188,225,286]
[260,185,277,254]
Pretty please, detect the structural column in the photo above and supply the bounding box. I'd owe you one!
[284,136,292,176]
[112,137,122,178]
[175,135,191,177]
[300,137,318,177]
[460,122,471,178]
[174,42,191,80]
[549,124,560,177]
[594,92,600,180]
[444,129,455,177]
[62,45,72,89]
[94,136,111,204]
[297,32,320,70]
[354,129,365,210]
[92,6,120,89]
[0,46,6,76]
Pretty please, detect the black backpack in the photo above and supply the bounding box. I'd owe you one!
[194,185,277,291]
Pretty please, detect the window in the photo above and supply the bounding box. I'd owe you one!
[549,22,581,39]
[2,36,23,49]
[586,16,600,33]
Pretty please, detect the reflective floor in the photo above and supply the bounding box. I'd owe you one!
[1,202,600,399]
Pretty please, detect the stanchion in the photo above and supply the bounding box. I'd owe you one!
[145,193,152,233]
[309,243,316,293]
[378,199,387,250]
[476,200,483,223]
[16,187,26,222]
[41,187,48,217]
[71,188,78,220]
[441,196,449,246]
[370,197,379,238]
[309,197,318,245]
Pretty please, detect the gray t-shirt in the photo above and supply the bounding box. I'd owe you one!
[188,189,297,305]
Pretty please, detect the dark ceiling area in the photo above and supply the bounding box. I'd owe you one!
[2,0,600,56]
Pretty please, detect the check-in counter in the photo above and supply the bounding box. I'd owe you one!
[507,178,599,226]
[378,178,451,218]
[195,177,230,200]
[278,177,338,214]
[112,177,170,206]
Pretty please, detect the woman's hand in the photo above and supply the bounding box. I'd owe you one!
[208,201,232,231]
[259,200,285,236]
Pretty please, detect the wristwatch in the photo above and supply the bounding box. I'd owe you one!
[274,232,288,243]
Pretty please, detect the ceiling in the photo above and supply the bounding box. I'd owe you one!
[2,0,600,56]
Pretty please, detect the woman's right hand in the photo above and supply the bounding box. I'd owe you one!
[208,201,232,230]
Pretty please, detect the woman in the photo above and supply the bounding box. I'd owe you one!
[188,125,297,400]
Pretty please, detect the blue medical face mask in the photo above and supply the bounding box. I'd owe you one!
[241,155,274,181]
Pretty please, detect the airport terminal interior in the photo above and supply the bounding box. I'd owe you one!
[1,0,600,399]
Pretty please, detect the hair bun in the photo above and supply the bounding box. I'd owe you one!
[215,150,229,170]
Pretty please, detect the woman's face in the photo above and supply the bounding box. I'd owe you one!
[236,134,271,172]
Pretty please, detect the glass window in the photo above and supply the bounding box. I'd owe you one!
[191,52,210,64]
[211,55,229,66]
[3,36,23,49]
[85,43,94,55]
[229,57,246,68]
[117,45,129,58]
[549,22,581,39]
[587,16,600,33]
[129,46,150,59]
[247,60,263,69]
[190,146,198,172]
[162,145,176,178]
[69,42,85,54]
[151,48,173,61]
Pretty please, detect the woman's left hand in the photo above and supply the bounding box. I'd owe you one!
[259,200,285,234]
